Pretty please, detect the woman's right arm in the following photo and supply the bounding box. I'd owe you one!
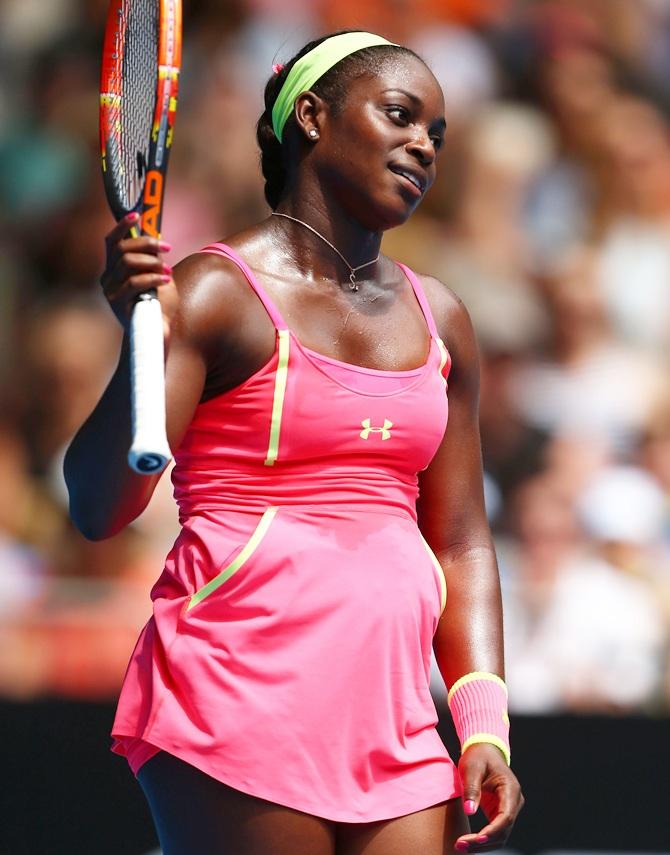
[64,214,210,540]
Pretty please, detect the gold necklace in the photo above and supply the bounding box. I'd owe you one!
[271,212,379,291]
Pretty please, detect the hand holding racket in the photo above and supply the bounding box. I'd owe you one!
[99,0,182,474]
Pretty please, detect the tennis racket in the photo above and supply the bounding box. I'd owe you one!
[100,0,182,474]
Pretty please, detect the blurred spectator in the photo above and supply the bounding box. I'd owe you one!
[20,296,121,473]
[479,348,549,508]
[595,96,670,355]
[511,247,665,453]
[640,402,670,510]
[503,464,667,712]
[501,471,586,712]
[520,7,617,269]
[0,423,53,618]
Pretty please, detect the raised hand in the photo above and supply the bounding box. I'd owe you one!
[100,212,178,338]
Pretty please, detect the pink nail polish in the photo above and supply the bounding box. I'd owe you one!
[455,842,469,853]
[476,834,489,843]
[128,212,139,222]
[159,241,172,252]
[464,799,477,815]
[161,274,171,282]
[162,264,173,275]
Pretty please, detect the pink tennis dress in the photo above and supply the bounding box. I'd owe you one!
[111,243,460,822]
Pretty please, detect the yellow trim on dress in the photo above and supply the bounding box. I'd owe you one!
[187,507,279,610]
[447,671,508,703]
[436,338,449,377]
[264,330,290,466]
[419,534,447,614]
[461,733,511,766]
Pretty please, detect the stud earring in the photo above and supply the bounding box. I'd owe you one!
[308,129,319,139]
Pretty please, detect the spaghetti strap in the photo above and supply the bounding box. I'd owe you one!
[396,262,440,340]
[200,242,288,331]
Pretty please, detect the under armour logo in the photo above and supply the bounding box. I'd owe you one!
[360,418,393,440]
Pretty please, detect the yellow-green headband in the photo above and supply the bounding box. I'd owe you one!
[271,32,398,143]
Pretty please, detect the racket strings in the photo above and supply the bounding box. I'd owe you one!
[110,0,159,213]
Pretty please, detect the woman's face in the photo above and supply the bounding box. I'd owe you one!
[315,55,446,229]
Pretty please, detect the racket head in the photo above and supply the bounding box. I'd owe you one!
[99,0,181,235]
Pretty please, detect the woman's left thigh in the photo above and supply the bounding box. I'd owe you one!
[336,798,469,855]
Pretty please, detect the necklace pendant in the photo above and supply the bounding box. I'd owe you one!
[349,272,358,291]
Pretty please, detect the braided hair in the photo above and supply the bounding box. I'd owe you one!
[256,32,422,209]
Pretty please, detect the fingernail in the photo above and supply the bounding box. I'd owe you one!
[159,241,172,252]
[128,212,139,221]
[161,274,172,282]
[455,842,469,853]
[162,264,172,275]
[476,834,489,844]
[464,799,477,815]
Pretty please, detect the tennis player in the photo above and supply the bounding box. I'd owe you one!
[65,31,523,855]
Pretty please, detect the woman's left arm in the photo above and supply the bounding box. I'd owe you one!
[417,277,524,853]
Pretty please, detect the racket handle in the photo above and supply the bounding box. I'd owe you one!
[128,293,171,475]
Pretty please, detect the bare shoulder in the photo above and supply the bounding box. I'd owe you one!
[172,250,256,320]
[170,247,267,352]
[415,273,478,367]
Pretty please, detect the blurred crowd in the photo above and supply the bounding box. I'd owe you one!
[1,0,670,715]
